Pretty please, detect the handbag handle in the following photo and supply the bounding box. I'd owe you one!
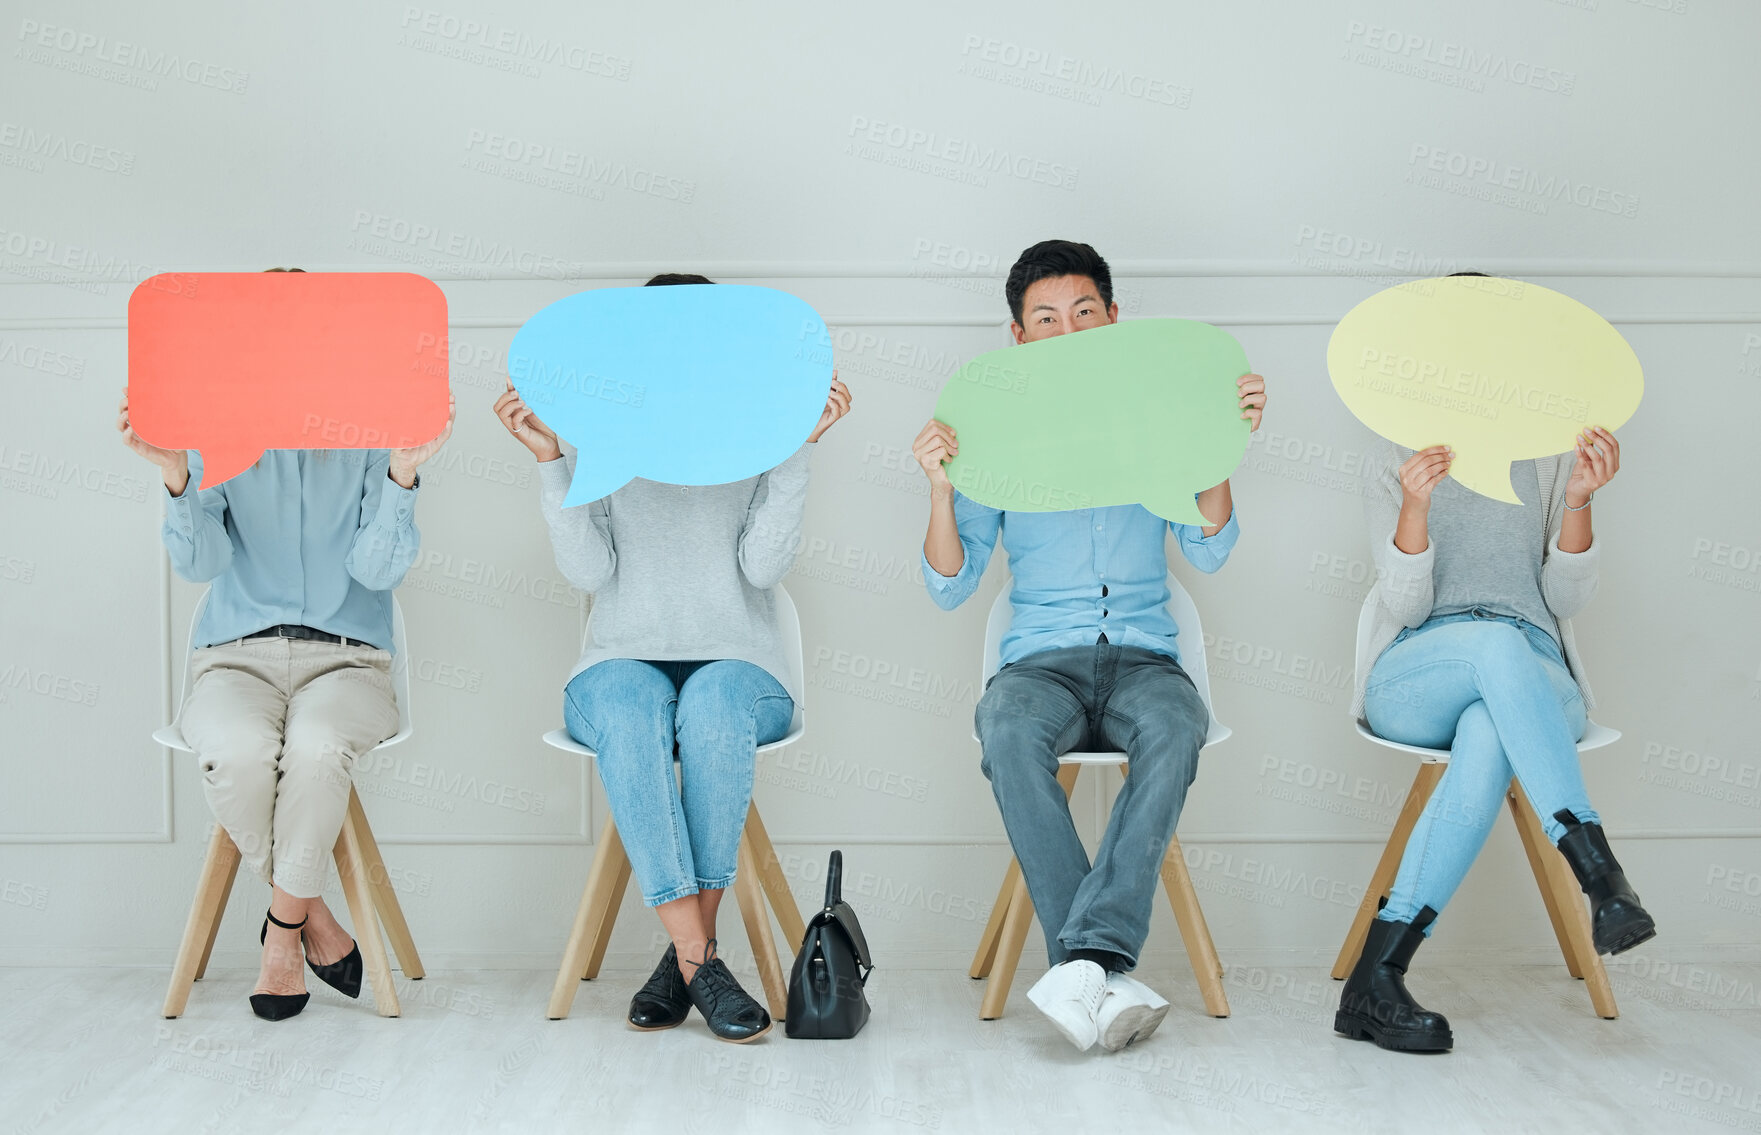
[823,849,843,909]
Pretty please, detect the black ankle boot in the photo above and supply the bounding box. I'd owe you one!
[1335,907,1452,1053]
[251,909,312,1022]
[1552,810,1657,956]
[628,943,691,1031]
[685,942,772,1043]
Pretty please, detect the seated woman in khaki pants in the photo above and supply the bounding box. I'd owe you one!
[118,316,451,1020]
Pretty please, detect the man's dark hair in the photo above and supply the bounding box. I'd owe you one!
[644,272,714,286]
[1004,240,1113,325]
[1446,271,1489,277]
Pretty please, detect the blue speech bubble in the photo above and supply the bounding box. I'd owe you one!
[508,285,831,506]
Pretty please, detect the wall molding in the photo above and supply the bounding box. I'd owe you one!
[3,311,1756,333]
[5,258,1761,283]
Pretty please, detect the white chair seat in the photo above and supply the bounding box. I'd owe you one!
[1353,719,1620,762]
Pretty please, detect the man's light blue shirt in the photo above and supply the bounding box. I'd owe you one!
[161,450,422,651]
[921,493,1239,669]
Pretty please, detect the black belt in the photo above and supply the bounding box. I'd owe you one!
[239,624,351,646]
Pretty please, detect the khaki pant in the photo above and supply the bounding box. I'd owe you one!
[180,637,398,898]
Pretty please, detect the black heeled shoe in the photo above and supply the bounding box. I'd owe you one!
[258,910,363,999]
[685,940,772,1043]
[1553,810,1657,955]
[628,943,692,1031]
[1334,907,1453,1053]
[251,910,312,1022]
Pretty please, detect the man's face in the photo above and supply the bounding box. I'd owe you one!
[1011,274,1118,344]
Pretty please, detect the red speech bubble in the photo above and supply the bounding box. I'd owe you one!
[127,272,449,489]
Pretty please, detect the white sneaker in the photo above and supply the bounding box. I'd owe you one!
[1026,960,1108,1051]
[1095,972,1171,1052]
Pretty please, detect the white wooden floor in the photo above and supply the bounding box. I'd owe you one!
[2,963,1757,1134]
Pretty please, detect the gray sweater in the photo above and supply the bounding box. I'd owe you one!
[1352,444,1601,720]
[538,444,813,704]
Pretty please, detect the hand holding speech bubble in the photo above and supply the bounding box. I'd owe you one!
[1327,276,1643,504]
[127,272,450,489]
[933,319,1252,526]
[507,284,831,507]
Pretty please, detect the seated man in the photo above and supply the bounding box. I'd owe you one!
[913,239,1265,1053]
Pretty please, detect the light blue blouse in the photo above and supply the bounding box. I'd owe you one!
[161,450,422,651]
[921,493,1239,670]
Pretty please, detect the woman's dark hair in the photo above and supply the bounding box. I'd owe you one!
[644,272,714,286]
[1446,271,1489,277]
[264,267,306,272]
[1004,240,1113,325]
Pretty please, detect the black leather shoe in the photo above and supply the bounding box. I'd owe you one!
[1335,907,1453,1053]
[252,909,312,1022]
[629,944,691,1031]
[260,909,363,999]
[1553,810,1657,955]
[686,947,772,1043]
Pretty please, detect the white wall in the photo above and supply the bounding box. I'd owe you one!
[3,0,1758,984]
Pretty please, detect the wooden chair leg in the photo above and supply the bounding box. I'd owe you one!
[347,787,424,980]
[163,824,241,1018]
[1508,785,1619,1019]
[1331,762,1446,979]
[1159,835,1230,1017]
[744,804,807,953]
[976,764,1081,1019]
[979,869,1037,1021]
[194,837,241,982]
[734,833,790,1020]
[1507,783,1585,979]
[583,846,634,982]
[334,813,400,1018]
[547,820,628,1020]
[970,859,1022,980]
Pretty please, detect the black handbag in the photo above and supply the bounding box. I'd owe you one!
[785,850,874,1039]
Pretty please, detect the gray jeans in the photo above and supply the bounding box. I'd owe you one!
[975,643,1206,969]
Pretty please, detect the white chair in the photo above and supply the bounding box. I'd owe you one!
[543,585,808,1021]
[1331,593,1621,1018]
[968,571,1232,1020]
[157,590,424,1019]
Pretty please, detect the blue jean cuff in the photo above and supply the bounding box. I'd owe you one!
[1061,936,1138,969]
[643,882,701,907]
[696,873,736,892]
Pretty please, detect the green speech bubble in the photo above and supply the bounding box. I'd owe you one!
[933,319,1251,526]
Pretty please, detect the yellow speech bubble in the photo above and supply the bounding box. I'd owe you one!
[1327,277,1643,503]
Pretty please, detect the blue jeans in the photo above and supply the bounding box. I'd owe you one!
[975,643,1207,969]
[1364,610,1595,933]
[564,659,793,906]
